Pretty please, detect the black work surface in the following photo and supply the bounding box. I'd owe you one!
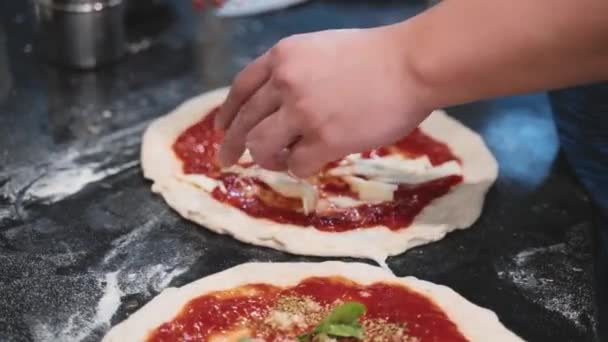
[0,1,599,341]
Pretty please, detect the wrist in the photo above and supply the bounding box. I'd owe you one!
[379,21,440,114]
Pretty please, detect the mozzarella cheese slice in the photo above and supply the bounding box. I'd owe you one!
[238,149,254,165]
[176,174,218,192]
[175,150,254,192]
[177,151,462,215]
[324,196,364,209]
[329,155,462,185]
[225,165,318,215]
[342,176,398,203]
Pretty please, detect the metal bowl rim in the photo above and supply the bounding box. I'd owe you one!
[32,0,124,13]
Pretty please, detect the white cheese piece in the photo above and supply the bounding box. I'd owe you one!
[176,174,219,192]
[329,155,462,185]
[374,160,462,184]
[238,149,254,165]
[343,153,363,163]
[325,196,364,209]
[178,152,461,215]
[304,298,322,312]
[265,310,306,331]
[225,165,318,215]
[343,176,398,203]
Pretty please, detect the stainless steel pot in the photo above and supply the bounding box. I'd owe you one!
[33,0,126,69]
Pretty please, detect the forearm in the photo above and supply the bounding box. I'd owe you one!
[393,0,608,109]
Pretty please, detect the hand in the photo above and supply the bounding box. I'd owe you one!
[216,26,432,177]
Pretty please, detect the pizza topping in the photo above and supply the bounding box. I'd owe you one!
[146,277,468,342]
[192,0,225,11]
[213,174,462,232]
[362,319,411,342]
[323,196,364,209]
[224,165,319,215]
[173,109,464,231]
[341,176,398,203]
[329,155,462,185]
[266,309,307,331]
[177,173,219,192]
[298,302,366,341]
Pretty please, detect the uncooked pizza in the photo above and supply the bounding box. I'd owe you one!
[102,262,522,342]
[141,87,498,262]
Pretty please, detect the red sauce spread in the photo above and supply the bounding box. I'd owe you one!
[147,277,468,342]
[192,0,224,10]
[173,108,463,232]
[360,128,457,166]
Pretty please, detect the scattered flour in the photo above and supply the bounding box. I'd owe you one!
[28,260,193,342]
[0,207,12,221]
[25,160,139,203]
[32,272,123,342]
[495,242,593,329]
[513,243,566,265]
[127,39,153,54]
[0,120,147,210]
[102,215,161,265]
[95,272,123,333]
[25,210,202,342]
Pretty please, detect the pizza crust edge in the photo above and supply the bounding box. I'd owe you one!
[140,87,498,262]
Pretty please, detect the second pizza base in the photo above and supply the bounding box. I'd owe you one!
[141,87,498,262]
[102,262,522,342]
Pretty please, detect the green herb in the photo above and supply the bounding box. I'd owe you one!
[238,338,254,342]
[298,333,312,342]
[298,302,366,341]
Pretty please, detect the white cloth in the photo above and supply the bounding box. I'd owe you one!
[216,0,311,17]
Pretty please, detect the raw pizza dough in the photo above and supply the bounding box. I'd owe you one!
[102,261,522,342]
[141,87,498,263]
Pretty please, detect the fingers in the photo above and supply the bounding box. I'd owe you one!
[218,82,281,167]
[247,108,302,171]
[216,52,271,130]
[286,138,329,178]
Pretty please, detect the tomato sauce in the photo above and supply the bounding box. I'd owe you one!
[359,128,458,167]
[192,0,224,10]
[172,109,463,232]
[212,174,461,232]
[146,277,468,342]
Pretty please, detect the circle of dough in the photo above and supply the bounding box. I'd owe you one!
[103,261,522,342]
[140,87,498,262]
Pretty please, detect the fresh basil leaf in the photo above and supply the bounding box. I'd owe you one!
[238,338,254,342]
[297,333,312,342]
[315,302,366,334]
[297,302,367,341]
[325,323,364,339]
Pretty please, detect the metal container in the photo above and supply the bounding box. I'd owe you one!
[33,0,126,69]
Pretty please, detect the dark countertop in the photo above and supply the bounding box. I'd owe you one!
[0,1,598,341]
